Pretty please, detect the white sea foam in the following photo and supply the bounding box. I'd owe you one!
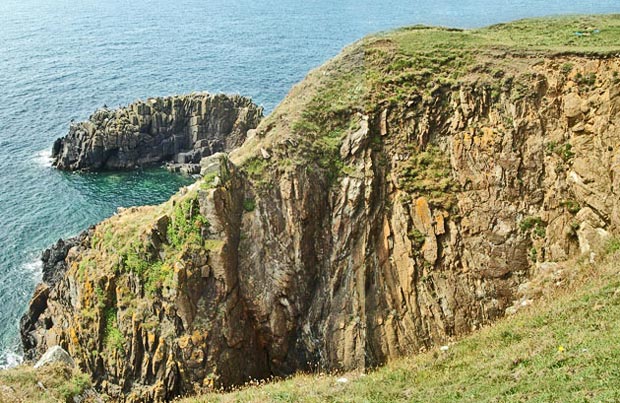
[33,148,53,168]
[23,255,43,284]
[0,257,43,369]
[0,350,23,369]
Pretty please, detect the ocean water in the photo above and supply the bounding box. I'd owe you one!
[0,0,618,368]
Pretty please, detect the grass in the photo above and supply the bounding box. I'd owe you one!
[179,252,620,402]
[0,363,91,403]
[390,15,620,56]
[104,308,125,353]
[397,145,459,209]
[546,141,575,162]
[167,196,209,249]
[519,216,546,238]
[243,198,256,212]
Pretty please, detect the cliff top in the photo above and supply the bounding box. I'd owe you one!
[234,14,620,182]
[384,14,620,57]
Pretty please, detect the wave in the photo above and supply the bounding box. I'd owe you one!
[0,350,23,370]
[0,256,43,369]
[33,148,53,168]
[23,255,43,284]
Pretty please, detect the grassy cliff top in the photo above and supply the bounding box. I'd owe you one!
[234,14,620,185]
[383,14,620,56]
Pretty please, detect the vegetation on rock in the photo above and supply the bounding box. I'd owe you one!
[0,363,91,403]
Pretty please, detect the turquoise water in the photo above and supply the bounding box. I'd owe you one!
[0,0,618,367]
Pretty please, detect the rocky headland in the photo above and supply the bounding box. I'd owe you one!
[18,15,620,403]
[51,93,263,174]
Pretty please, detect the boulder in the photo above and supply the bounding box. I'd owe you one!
[34,346,74,369]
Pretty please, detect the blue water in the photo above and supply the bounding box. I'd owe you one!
[0,0,618,368]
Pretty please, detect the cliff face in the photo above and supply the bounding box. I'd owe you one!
[51,93,263,172]
[22,16,620,402]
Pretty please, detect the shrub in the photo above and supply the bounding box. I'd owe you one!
[243,198,256,212]
[167,197,209,248]
[519,216,546,238]
[561,62,573,74]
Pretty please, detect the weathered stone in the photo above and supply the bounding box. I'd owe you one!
[34,345,75,369]
[200,152,228,177]
[340,115,369,159]
[52,93,262,171]
[564,92,583,118]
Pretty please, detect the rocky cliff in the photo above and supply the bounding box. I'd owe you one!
[51,93,263,172]
[21,15,620,402]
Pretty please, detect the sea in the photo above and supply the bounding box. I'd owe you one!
[0,0,618,368]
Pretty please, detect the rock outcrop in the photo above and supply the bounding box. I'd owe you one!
[34,346,75,369]
[20,232,90,361]
[21,16,620,402]
[51,93,263,172]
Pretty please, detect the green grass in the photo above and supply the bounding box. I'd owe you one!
[519,216,546,238]
[243,198,256,212]
[167,196,209,249]
[397,145,459,209]
[144,260,174,296]
[104,308,125,353]
[605,238,620,255]
[179,253,620,402]
[0,363,92,403]
[390,15,620,56]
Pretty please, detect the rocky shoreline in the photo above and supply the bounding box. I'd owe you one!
[51,93,263,173]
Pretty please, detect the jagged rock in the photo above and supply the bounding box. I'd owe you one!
[34,346,75,369]
[41,239,72,286]
[19,284,50,360]
[200,152,228,176]
[52,93,263,171]
[340,115,369,158]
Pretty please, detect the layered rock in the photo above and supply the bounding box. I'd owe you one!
[22,18,620,403]
[20,232,90,361]
[51,93,263,171]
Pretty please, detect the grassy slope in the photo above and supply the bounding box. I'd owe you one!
[0,362,91,402]
[182,250,620,403]
[388,14,620,55]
